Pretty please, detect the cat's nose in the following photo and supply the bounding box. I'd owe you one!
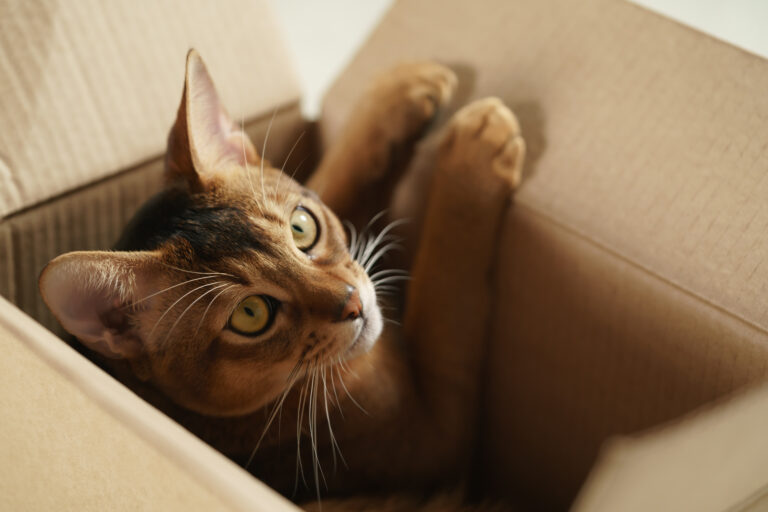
[339,285,362,321]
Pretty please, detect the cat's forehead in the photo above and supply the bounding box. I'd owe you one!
[118,173,305,254]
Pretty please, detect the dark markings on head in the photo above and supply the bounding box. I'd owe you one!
[114,186,276,262]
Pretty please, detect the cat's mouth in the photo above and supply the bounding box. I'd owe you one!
[343,288,382,360]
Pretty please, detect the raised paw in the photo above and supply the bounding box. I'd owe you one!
[438,97,526,189]
[361,61,458,142]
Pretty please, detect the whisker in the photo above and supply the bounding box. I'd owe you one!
[372,275,411,287]
[162,281,227,344]
[193,284,235,338]
[361,218,409,264]
[374,286,400,294]
[343,220,358,256]
[245,358,304,469]
[329,362,343,418]
[147,281,223,342]
[322,365,347,472]
[309,362,327,499]
[364,242,405,273]
[127,275,223,309]
[260,108,277,209]
[274,130,306,200]
[335,365,369,416]
[357,235,376,264]
[159,263,234,278]
[281,155,311,218]
[241,117,267,217]
[294,363,311,495]
[360,209,389,238]
[368,268,409,281]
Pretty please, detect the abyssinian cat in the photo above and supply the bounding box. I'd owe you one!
[39,50,525,510]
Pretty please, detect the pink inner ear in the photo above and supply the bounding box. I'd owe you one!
[185,51,258,172]
[40,253,153,360]
[49,280,120,340]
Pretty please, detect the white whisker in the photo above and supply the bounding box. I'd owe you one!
[159,264,234,277]
[294,364,311,495]
[309,362,327,499]
[162,281,227,343]
[274,131,306,200]
[369,268,409,281]
[241,116,267,216]
[245,359,304,469]
[322,365,347,472]
[361,209,389,237]
[364,242,404,273]
[343,220,357,256]
[329,362,343,418]
[193,284,235,338]
[147,281,223,342]
[335,365,368,416]
[127,275,223,309]
[372,275,411,287]
[362,218,409,263]
[260,108,277,209]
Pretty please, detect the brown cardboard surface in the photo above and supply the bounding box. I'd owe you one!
[0,0,301,219]
[486,206,768,508]
[4,0,768,509]
[321,0,768,508]
[0,295,299,511]
[572,383,768,512]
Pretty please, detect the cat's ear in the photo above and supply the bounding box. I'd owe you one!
[39,251,163,360]
[166,49,259,190]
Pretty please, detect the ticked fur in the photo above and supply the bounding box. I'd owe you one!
[40,51,525,511]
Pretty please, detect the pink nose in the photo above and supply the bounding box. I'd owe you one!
[340,286,362,321]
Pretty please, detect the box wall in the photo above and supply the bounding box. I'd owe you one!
[484,205,768,508]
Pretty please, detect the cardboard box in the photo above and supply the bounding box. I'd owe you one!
[3,0,768,510]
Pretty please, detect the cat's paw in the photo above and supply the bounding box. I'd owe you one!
[362,61,457,142]
[438,97,526,189]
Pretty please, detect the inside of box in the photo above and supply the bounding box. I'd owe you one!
[5,0,768,510]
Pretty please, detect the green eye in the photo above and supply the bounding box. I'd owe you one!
[290,206,319,251]
[230,295,274,336]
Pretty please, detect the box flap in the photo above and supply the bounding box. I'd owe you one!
[0,0,301,218]
[573,383,768,512]
[0,295,299,511]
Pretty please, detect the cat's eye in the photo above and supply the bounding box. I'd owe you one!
[290,206,319,251]
[229,295,275,336]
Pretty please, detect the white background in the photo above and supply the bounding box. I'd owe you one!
[266,0,768,118]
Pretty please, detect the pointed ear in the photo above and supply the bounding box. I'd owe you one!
[39,251,162,359]
[166,49,259,189]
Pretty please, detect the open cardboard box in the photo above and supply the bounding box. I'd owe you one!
[2,0,768,510]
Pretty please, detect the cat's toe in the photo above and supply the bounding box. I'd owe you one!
[440,97,526,189]
[368,61,458,138]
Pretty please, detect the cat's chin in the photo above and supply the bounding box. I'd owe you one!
[343,307,383,360]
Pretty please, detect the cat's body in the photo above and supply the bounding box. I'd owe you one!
[40,51,525,510]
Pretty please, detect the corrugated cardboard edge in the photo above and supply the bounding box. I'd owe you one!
[0,295,299,512]
[573,382,768,512]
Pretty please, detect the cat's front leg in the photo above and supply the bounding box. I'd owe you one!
[307,62,457,228]
[404,97,525,472]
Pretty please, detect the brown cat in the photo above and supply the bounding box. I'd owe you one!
[39,50,525,510]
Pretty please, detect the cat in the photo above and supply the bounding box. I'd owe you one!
[39,50,525,510]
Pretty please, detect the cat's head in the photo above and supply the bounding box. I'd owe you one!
[39,50,383,417]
